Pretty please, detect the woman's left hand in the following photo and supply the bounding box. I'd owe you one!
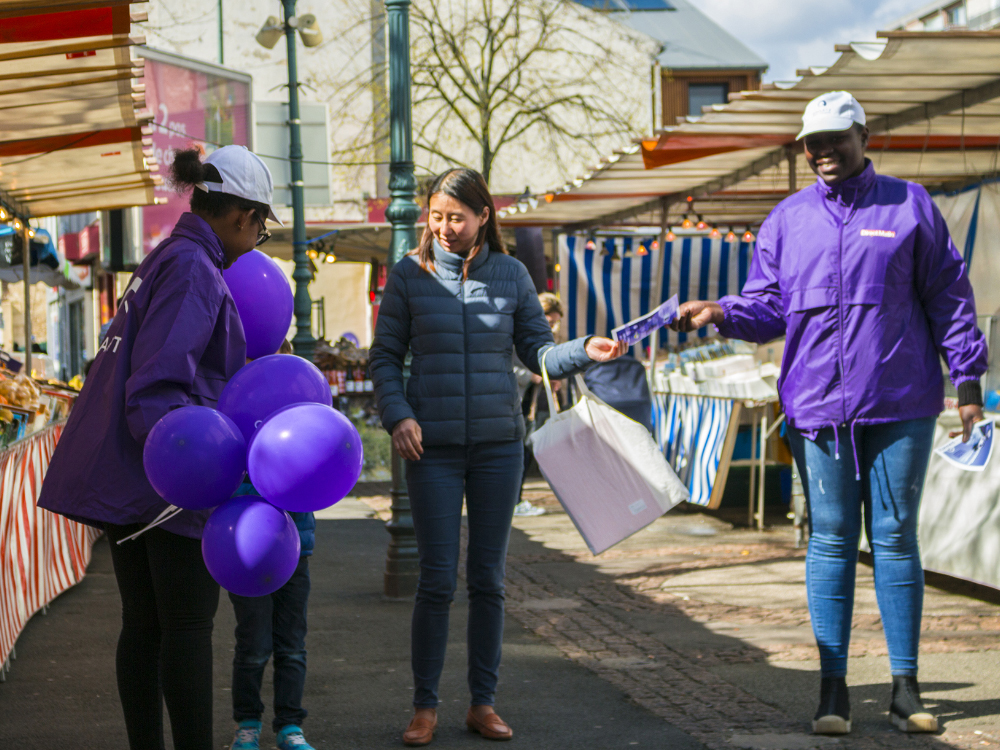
[950,404,985,442]
[585,337,628,362]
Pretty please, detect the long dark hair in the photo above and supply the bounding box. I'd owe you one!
[414,168,507,280]
[168,147,269,220]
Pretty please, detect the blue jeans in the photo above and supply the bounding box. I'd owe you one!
[406,440,523,708]
[230,556,310,732]
[788,417,935,678]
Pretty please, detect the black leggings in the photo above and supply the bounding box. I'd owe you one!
[106,523,220,750]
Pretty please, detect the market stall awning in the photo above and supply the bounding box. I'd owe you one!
[264,224,402,265]
[0,0,158,219]
[504,32,1000,230]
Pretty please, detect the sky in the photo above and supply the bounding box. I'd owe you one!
[695,0,934,82]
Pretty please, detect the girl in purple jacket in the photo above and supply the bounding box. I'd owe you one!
[673,92,986,736]
[39,146,279,750]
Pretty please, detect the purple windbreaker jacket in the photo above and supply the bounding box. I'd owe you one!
[717,160,987,435]
[38,213,246,539]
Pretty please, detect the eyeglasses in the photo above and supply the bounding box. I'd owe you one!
[254,213,271,246]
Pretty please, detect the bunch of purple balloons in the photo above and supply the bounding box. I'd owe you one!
[142,251,363,596]
[144,355,363,596]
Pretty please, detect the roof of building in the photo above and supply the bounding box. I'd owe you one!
[591,0,768,72]
[574,0,674,9]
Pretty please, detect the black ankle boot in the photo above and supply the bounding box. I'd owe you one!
[813,676,851,734]
[890,675,938,732]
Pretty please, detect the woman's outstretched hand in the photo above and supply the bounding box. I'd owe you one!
[585,337,628,362]
[670,301,725,333]
[392,418,424,461]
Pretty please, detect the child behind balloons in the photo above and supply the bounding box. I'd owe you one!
[231,339,318,750]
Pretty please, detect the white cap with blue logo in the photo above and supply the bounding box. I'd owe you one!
[797,91,866,140]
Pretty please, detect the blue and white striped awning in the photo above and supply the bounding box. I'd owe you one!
[558,233,755,349]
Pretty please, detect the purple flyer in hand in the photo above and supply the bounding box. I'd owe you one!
[612,295,679,346]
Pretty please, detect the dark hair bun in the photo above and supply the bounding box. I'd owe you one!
[168,147,208,191]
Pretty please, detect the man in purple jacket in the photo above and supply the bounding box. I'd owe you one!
[673,91,986,736]
[39,145,278,750]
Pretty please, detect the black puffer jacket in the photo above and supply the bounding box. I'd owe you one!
[370,242,592,446]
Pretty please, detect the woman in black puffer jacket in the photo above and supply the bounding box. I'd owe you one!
[370,168,624,746]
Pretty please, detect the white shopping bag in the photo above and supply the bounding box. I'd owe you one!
[529,350,689,554]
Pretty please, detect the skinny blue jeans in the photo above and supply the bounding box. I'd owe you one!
[787,417,936,678]
[406,440,523,708]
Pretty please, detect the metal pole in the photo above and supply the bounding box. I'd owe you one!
[21,225,31,375]
[646,197,671,389]
[747,407,757,528]
[383,0,421,599]
[218,0,224,65]
[282,0,316,363]
[757,412,767,531]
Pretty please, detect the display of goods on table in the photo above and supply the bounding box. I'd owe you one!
[0,368,79,450]
[652,339,780,400]
[313,337,373,396]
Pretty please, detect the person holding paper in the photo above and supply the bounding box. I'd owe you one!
[370,167,625,746]
[671,92,986,736]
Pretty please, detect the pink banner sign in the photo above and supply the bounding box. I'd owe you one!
[142,57,251,255]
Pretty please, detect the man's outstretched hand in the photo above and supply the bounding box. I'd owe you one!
[670,301,724,333]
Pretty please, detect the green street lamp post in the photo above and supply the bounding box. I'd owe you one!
[383,0,421,599]
[281,0,316,363]
[257,0,319,362]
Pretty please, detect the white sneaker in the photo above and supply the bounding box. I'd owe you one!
[513,500,545,517]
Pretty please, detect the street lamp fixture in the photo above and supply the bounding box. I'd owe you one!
[255,13,322,49]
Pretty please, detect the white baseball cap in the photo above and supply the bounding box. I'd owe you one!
[797,91,866,140]
[197,145,283,226]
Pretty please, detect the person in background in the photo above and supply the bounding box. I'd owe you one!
[229,338,317,750]
[38,145,280,750]
[370,168,625,746]
[512,292,563,517]
[671,91,986,736]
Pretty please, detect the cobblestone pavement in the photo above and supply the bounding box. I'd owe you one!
[358,484,1000,750]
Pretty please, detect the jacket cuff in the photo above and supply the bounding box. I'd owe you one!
[570,337,594,369]
[957,380,983,407]
[381,403,416,435]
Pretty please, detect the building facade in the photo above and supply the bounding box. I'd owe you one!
[892,0,1000,31]
[575,0,768,128]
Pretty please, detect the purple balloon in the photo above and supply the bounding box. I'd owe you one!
[248,403,363,512]
[223,249,294,359]
[143,406,246,511]
[218,354,333,443]
[202,497,301,596]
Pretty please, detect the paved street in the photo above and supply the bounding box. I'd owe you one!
[364,481,1000,750]
[3,481,1000,750]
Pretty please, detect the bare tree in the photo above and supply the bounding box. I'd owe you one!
[321,0,654,193]
[408,0,651,185]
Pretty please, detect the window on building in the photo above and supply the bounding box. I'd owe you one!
[948,3,967,26]
[688,83,729,117]
[922,11,946,30]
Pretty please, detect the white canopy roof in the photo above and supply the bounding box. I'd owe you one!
[504,32,1000,230]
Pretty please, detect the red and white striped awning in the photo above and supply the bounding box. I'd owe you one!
[0,0,158,220]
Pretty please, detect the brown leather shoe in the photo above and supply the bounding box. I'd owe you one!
[403,709,437,746]
[466,707,513,741]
